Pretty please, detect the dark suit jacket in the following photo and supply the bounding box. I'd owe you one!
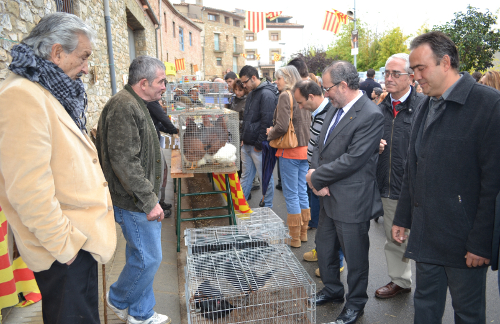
[359,78,381,99]
[393,73,500,268]
[311,94,384,223]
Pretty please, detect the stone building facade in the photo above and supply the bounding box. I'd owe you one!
[0,0,158,130]
[174,2,245,80]
[160,0,202,80]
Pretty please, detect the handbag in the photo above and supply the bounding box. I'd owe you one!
[269,91,298,149]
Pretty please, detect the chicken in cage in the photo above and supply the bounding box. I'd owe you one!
[185,244,316,324]
[162,81,231,115]
[179,109,240,173]
[184,225,290,256]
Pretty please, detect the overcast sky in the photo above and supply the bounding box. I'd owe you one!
[201,0,499,50]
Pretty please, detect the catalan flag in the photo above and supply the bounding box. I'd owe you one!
[175,58,186,71]
[266,11,283,21]
[0,206,41,310]
[246,11,266,34]
[212,173,252,214]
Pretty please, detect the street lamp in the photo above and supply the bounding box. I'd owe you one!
[347,0,357,69]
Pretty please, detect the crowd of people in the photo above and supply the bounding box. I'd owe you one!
[1,11,500,324]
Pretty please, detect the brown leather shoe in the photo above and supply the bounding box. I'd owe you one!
[375,282,411,299]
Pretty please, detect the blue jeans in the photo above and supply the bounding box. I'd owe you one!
[109,206,162,320]
[308,186,320,228]
[240,144,274,207]
[279,157,309,214]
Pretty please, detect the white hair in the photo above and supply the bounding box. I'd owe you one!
[22,12,96,60]
[385,53,412,73]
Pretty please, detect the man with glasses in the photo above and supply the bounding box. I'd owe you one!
[359,68,381,99]
[306,61,384,324]
[374,53,424,299]
[238,65,278,206]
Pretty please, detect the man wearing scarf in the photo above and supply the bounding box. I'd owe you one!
[0,13,116,324]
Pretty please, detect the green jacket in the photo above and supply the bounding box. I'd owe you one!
[96,85,162,214]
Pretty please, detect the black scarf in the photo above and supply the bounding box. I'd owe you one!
[9,43,88,132]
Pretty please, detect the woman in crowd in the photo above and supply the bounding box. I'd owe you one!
[479,70,500,90]
[229,79,248,179]
[266,66,311,247]
[372,87,383,104]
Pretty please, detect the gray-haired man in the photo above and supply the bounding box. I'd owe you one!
[375,53,424,299]
[96,56,170,324]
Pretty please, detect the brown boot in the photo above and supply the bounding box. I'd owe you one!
[287,213,302,248]
[300,209,311,242]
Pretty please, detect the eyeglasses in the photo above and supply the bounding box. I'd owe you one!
[384,71,411,79]
[241,78,251,84]
[323,82,341,92]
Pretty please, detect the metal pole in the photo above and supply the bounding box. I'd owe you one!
[353,0,357,69]
[104,0,117,95]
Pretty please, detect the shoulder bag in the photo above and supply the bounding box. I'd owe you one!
[269,90,298,149]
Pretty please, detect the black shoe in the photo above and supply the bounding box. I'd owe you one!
[275,182,282,190]
[335,307,364,324]
[373,216,380,222]
[247,193,252,201]
[164,209,172,218]
[160,202,172,210]
[308,291,344,306]
[251,185,260,191]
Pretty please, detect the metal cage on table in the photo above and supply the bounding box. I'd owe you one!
[184,225,290,256]
[236,207,285,229]
[162,81,232,115]
[185,244,316,324]
[179,108,239,173]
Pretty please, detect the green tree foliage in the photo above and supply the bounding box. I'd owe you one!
[376,27,410,67]
[289,46,335,75]
[325,21,410,71]
[433,5,500,72]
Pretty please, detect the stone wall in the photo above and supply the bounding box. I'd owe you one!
[0,0,158,130]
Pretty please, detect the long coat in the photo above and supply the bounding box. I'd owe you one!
[393,72,500,268]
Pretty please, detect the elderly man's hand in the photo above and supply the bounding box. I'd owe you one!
[379,139,387,154]
[306,169,315,189]
[147,203,164,222]
[392,225,408,243]
[313,187,330,197]
[465,252,490,268]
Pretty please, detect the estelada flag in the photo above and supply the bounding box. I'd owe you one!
[333,9,349,24]
[246,11,266,34]
[212,173,252,214]
[0,207,41,309]
[266,11,283,21]
[175,58,186,71]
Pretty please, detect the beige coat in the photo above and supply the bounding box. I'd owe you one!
[0,74,116,272]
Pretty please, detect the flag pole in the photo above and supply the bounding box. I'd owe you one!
[353,0,357,69]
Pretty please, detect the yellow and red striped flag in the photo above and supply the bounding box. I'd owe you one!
[322,10,341,34]
[255,54,261,60]
[212,173,252,214]
[240,53,247,58]
[0,207,41,309]
[333,9,349,25]
[246,11,266,34]
[175,58,186,71]
[266,11,282,21]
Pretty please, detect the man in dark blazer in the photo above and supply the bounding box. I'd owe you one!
[393,31,500,323]
[359,68,381,99]
[306,61,384,324]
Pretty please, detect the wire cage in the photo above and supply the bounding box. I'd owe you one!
[184,225,290,256]
[179,108,240,173]
[185,244,316,324]
[162,81,232,115]
[236,208,284,229]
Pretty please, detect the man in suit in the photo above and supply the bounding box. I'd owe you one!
[393,31,500,324]
[306,61,384,324]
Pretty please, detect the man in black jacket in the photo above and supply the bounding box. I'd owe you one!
[239,65,278,206]
[375,53,424,299]
[393,31,500,323]
[359,69,381,99]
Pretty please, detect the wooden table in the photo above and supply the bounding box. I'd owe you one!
[170,149,236,252]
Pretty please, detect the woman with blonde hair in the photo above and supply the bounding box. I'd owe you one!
[479,70,500,90]
[267,65,311,247]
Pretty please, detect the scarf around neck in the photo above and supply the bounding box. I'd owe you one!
[9,43,88,133]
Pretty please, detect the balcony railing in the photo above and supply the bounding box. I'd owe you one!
[213,42,226,52]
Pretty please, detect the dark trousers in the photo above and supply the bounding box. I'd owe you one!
[307,186,320,228]
[34,250,100,324]
[414,262,487,324]
[316,207,370,311]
